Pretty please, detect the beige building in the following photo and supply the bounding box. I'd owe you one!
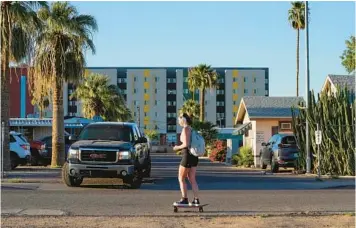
[321,74,355,95]
[234,96,303,166]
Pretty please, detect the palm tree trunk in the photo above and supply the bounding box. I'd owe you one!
[51,77,65,167]
[199,88,205,122]
[296,29,300,97]
[1,4,12,171]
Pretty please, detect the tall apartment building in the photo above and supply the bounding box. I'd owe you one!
[63,67,269,142]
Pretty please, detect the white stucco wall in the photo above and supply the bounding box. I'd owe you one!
[242,115,294,167]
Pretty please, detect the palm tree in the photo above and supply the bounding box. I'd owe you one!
[30,2,97,167]
[71,73,132,121]
[1,1,47,171]
[288,1,306,97]
[188,64,218,121]
[179,99,200,120]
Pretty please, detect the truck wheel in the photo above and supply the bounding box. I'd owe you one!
[62,162,83,187]
[30,149,39,166]
[142,159,151,178]
[271,159,279,173]
[10,152,18,170]
[123,172,142,189]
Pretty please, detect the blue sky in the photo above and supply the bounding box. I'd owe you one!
[72,1,355,97]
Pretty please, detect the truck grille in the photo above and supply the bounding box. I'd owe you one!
[80,150,117,162]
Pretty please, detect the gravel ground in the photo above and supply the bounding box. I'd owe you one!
[1,215,355,228]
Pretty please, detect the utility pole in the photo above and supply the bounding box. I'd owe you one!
[137,106,140,129]
[305,1,311,174]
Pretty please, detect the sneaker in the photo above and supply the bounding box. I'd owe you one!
[190,198,200,206]
[174,198,189,205]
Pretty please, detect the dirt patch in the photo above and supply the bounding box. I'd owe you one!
[1,215,355,228]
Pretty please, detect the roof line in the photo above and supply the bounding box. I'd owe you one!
[86,67,269,70]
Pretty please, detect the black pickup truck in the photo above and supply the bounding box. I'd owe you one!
[62,122,151,189]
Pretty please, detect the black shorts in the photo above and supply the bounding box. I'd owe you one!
[180,148,199,168]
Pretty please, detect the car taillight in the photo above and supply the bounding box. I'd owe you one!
[278,144,290,148]
[21,145,29,150]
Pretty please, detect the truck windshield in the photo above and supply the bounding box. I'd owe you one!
[78,125,134,142]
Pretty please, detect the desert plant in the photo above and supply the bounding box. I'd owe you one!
[292,86,355,175]
[237,146,254,167]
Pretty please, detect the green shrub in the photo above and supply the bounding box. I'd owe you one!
[237,146,254,167]
[231,154,239,165]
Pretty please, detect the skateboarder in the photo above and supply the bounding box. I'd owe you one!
[173,113,200,206]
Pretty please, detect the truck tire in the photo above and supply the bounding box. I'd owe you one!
[123,171,142,189]
[62,162,83,187]
[271,159,279,173]
[10,152,19,170]
[142,158,151,178]
[30,149,39,166]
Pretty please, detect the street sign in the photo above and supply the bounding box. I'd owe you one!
[315,130,322,145]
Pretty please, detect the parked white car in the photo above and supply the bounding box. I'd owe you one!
[10,131,31,169]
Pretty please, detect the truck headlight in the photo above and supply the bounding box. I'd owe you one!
[68,148,79,159]
[118,151,131,160]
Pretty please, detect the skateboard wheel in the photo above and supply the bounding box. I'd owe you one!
[174,207,178,213]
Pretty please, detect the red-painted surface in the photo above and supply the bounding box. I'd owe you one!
[9,68,34,118]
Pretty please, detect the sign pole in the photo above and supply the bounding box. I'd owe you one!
[317,123,321,179]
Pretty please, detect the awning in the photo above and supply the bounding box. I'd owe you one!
[232,122,252,135]
[9,117,93,128]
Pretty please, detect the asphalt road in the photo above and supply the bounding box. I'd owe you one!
[1,154,355,216]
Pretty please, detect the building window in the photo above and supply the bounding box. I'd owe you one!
[254,77,256,83]
[205,100,208,105]
[144,101,149,105]
[244,89,248,94]
[184,89,189,94]
[233,89,237,94]
[168,113,177,118]
[265,90,268,96]
[134,77,137,82]
[244,77,246,82]
[168,90,176,95]
[133,89,137,93]
[144,112,148,117]
[265,79,268,84]
[155,88,158,94]
[217,101,225,106]
[155,77,159,82]
[134,112,137,117]
[218,78,224,83]
[134,100,139,105]
[217,90,224,95]
[144,89,148,93]
[217,113,225,118]
[154,100,159,106]
[233,112,236,116]
[254,89,257,94]
[168,78,176,83]
[168,125,177,131]
[118,78,127,83]
[233,78,236,82]
[184,78,188,82]
[155,112,158,117]
[167,101,176,106]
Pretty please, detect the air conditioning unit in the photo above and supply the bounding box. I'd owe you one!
[281,122,292,130]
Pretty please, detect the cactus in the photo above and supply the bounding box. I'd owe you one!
[292,86,355,176]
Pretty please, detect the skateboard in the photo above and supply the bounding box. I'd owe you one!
[172,203,208,213]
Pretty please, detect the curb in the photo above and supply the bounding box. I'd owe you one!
[2,211,355,218]
[1,178,62,184]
